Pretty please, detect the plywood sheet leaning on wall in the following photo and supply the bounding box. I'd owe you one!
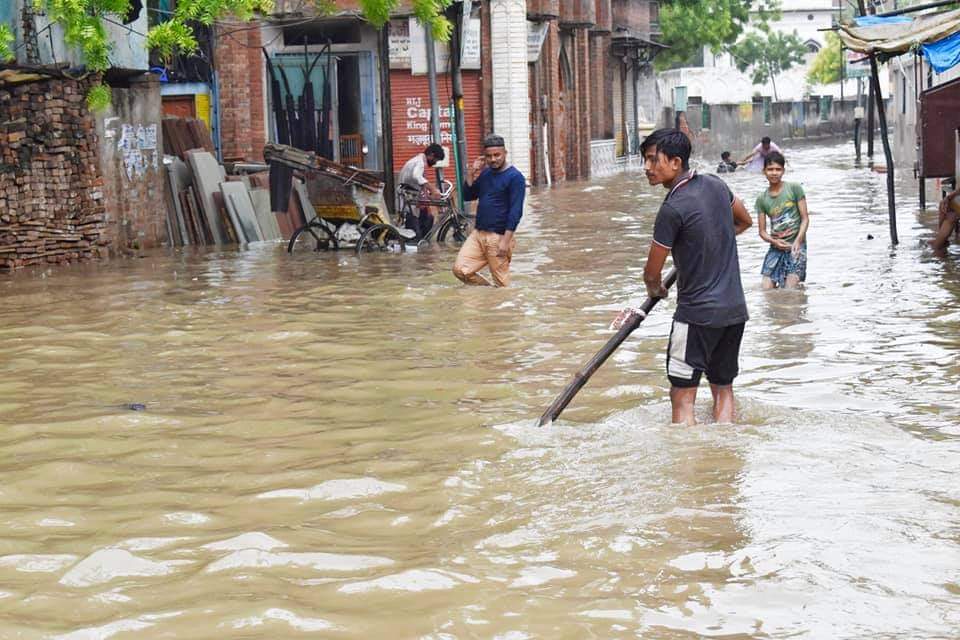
[186,150,229,244]
[164,157,192,246]
[249,189,282,240]
[163,118,216,160]
[220,182,263,243]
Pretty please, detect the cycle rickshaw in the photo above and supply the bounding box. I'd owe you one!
[266,144,414,254]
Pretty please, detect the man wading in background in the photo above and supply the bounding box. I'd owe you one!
[739,136,782,173]
[452,134,526,287]
[640,129,753,425]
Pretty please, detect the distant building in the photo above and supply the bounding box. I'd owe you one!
[516,0,663,184]
[657,0,863,107]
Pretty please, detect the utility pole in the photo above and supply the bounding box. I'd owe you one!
[867,78,875,156]
[866,0,875,157]
[424,26,444,186]
[378,25,395,214]
[857,0,898,245]
[447,1,470,203]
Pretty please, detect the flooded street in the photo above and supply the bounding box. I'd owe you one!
[1,140,959,638]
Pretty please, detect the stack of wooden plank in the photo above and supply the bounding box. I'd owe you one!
[162,118,216,160]
[162,149,285,247]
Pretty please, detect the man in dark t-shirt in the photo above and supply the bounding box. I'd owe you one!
[640,129,753,425]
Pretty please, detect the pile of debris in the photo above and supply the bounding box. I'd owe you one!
[161,118,285,246]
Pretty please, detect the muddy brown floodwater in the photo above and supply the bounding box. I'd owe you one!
[1,141,959,638]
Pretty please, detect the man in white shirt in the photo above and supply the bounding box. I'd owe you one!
[398,143,445,239]
[738,136,781,173]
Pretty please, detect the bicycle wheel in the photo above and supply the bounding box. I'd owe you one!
[436,213,471,244]
[287,222,338,254]
[355,224,407,254]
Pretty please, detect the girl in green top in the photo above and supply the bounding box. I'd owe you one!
[756,152,810,289]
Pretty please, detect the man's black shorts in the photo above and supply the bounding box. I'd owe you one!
[666,320,745,388]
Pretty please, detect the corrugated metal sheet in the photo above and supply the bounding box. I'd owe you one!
[920,76,960,178]
[389,70,483,175]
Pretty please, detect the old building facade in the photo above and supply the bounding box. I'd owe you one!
[210,0,663,190]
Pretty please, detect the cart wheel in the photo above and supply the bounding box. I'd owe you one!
[356,224,407,254]
[288,222,338,254]
[436,215,470,244]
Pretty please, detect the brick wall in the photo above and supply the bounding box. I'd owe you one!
[215,21,266,162]
[529,20,566,186]
[0,78,108,270]
[0,74,171,271]
[612,0,651,32]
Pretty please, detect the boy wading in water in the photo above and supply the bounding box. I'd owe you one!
[641,129,753,425]
[756,152,809,289]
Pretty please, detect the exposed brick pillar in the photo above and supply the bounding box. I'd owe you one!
[528,63,541,185]
[603,36,614,139]
[573,27,592,179]
[214,21,266,161]
[589,33,612,140]
[542,21,565,184]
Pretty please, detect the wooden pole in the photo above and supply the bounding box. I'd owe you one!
[538,269,678,427]
[857,0,898,245]
[917,52,926,210]
[867,79,875,156]
[868,54,898,244]
[378,26,396,214]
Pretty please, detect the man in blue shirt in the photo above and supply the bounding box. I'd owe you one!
[452,134,526,287]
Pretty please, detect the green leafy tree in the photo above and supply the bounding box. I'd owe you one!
[728,28,808,101]
[0,24,14,62]
[807,31,842,85]
[656,0,781,70]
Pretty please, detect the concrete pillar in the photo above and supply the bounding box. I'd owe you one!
[490,0,532,179]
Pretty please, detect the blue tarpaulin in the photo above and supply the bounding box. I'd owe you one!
[854,15,912,27]
[922,30,960,72]
[839,8,960,66]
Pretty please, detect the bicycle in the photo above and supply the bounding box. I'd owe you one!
[396,180,473,248]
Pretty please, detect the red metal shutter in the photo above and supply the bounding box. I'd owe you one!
[389,70,484,175]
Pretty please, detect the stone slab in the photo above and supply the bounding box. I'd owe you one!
[165,157,191,246]
[186,150,228,244]
[249,188,281,240]
[220,181,262,243]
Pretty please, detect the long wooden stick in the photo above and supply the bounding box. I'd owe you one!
[537,268,678,427]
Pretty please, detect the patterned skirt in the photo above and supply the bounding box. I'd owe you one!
[761,242,807,287]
